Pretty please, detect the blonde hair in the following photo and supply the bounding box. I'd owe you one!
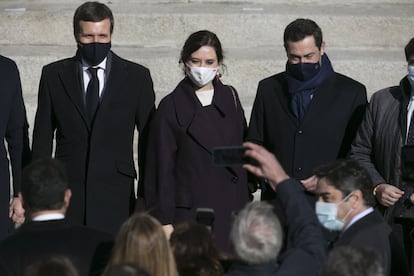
[106,213,178,276]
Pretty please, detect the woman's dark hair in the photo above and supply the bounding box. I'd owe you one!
[179,30,224,65]
[170,221,223,276]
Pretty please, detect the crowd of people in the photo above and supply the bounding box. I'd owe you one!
[1,1,414,275]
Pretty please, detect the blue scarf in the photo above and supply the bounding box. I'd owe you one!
[285,54,335,120]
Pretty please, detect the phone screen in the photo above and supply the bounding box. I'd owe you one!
[212,146,247,167]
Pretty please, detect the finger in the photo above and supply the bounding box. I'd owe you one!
[243,164,263,178]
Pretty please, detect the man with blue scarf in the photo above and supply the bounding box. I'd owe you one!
[247,18,367,224]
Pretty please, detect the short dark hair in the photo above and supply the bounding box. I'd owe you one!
[73,1,114,42]
[24,255,79,276]
[180,30,224,66]
[405,38,414,61]
[321,245,383,276]
[21,158,68,213]
[283,18,323,51]
[314,159,375,206]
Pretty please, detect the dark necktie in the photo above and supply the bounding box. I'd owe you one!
[86,67,99,125]
[407,113,414,144]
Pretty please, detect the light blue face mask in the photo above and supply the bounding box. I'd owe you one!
[315,193,353,231]
[408,66,414,87]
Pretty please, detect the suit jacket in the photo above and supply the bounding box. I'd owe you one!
[144,78,249,253]
[334,210,409,276]
[224,179,326,276]
[0,56,30,240]
[31,51,155,235]
[247,71,367,199]
[0,219,113,276]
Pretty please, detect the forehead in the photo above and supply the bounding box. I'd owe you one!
[317,178,343,200]
[286,35,318,53]
[79,18,111,33]
[190,46,217,59]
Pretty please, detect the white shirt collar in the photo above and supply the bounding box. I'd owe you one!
[343,207,374,232]
[32,213,65,222]
[82,57,107,71]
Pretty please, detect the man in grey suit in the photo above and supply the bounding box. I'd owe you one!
[31,1,155,235]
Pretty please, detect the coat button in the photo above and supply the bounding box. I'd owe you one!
[298,130,303,134]
[231,176,238,183]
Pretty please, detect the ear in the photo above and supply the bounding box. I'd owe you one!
[350,190,363,208]
[63,189,72,209]
[320,41,326,56]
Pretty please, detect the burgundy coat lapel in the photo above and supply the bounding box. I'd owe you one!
[173,78,236,153]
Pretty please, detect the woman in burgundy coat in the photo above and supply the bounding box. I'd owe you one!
[144,30,249,254]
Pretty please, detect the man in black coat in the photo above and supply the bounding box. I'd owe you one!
[314,159,409,276]
[31,2,155,235]
[0,55,30,240]
[0,158,113,276]
[247,18,367,199]
[224,142,326,276]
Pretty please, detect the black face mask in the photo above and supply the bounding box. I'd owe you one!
[78,42,111,66]
[286,61,321,81]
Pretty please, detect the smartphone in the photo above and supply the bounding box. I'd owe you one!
[401,145,414,182]
[212,146,248,167]
[196,208,215,231]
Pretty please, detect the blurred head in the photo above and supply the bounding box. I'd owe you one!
[73,1,113,43]
[314,159,374,230]
[103,263,150,276]
[170,221,222,276]
[21,158,71,215]
[107,213,178,276]
[230,201,282,265]
[24,255,79,276]
[284,18,325,65]
[321,246,384,276]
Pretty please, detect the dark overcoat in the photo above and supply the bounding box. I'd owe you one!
[0,219,113,276]
[31,52,155,235]
[0,56,29,240]
[247,72,367,199]
[144,78,249,252]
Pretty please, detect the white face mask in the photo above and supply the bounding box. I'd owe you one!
[408,65,414,87]
[186,66,218,87]
[315,193,353,231]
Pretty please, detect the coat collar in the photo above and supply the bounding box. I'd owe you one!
[172,77,237,153]
[173,77,234,127]
[57,51,120,131]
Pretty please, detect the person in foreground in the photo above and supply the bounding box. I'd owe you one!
[104,212,178,276]
[222,142,326,275]
[31,1,155,235]
[0,55,30,240]
[321,245,384,276]
[247,18,367,199]
[0,158,113,276]
[349,37,414,271]
[314,159,409,276]
[144,30,249,253]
